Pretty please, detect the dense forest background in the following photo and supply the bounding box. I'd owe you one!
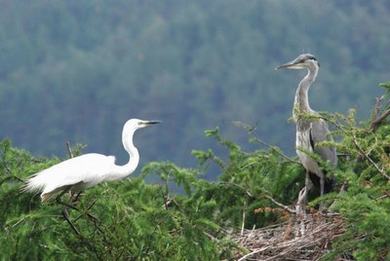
[0,0,389,176]
[0,1,389,260]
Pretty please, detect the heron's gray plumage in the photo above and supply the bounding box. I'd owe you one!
[277,53,337,199]
[310,119,337,167]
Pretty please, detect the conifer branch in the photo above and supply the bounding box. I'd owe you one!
[351,133,390,180]
[219,182,253,197]
[233,120,300,164]
[250,137,300,164]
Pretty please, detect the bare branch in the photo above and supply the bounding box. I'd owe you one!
[370,95,383,124]
[66,141,74,158]
[62,209,80,236]
[263,194,296,214]
[370,108,390,131]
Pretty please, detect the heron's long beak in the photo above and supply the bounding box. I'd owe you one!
[275,61,298,70]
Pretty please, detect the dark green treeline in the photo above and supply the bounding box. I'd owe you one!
[0,1,389,174]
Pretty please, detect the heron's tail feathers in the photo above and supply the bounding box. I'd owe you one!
[308,172,335,194]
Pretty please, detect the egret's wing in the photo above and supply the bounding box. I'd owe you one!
[25,153,116,192]
[309,119,337,166]
[53,153,116,184]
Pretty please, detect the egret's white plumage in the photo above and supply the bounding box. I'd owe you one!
[23,118,160,202]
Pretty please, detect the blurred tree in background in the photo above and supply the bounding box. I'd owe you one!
[0,1,389,175]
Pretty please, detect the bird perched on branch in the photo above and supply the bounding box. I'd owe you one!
[23,118,160,202]
[276,53,337,201]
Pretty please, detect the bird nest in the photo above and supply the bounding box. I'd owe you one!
[232,211,346,261]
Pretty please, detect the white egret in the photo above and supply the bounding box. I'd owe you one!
[23,118,160,202]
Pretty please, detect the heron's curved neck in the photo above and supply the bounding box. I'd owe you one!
[293,66,318,121]
[109,130,140,180]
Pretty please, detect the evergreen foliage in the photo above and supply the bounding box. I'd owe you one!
[0,85,388,259]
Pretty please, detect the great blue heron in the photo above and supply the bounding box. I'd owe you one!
[23,119,160,202]
[276,53,337,201]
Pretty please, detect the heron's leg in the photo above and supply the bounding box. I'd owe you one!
[295,186,308,237]
[296,186,307,213]
[305,170,313,193]
[295,171,310,214]
[295,170,312,216]
[302,170,313,204]
[319,176,325,211]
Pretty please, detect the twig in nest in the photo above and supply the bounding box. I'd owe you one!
[241,202,247,236]
[237,246,271,261]
[263,194,296,214]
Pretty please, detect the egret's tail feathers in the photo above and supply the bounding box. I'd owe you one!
[21,173,45,193]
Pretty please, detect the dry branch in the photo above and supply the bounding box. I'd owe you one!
[370,94,390,131]
[65,141,74,158]
[262,194,296,214]
[370,108,390,131]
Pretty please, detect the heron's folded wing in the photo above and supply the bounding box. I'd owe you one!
[309,119,337,167]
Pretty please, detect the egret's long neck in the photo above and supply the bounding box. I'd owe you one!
[293,65,318,121]
[108,129,140,180]
[122,130,140,175]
